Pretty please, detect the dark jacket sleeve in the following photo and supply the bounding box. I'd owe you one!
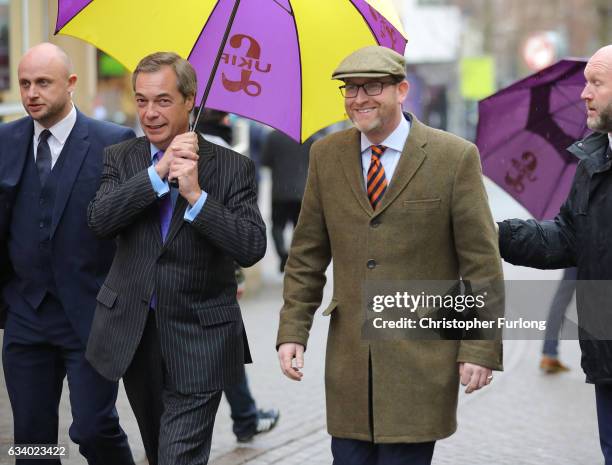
[189,155,266,267]
[498,197,577,269]
[0,243,11,329]
[87,145,158,239]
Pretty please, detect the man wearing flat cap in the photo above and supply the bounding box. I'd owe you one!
[276,45,503,464]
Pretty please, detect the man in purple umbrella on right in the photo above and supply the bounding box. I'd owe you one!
[498,44,612,464]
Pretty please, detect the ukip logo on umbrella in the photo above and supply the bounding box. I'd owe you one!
[504,151,539,194]
[221,33,272,97]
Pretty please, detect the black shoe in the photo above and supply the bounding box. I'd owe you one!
[236,408,280,442]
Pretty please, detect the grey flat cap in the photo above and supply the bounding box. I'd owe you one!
[332,45,406,80]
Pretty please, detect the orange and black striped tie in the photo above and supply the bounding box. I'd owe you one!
[367,145,388,209]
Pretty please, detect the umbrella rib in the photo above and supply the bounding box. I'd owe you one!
[479,96,585,161]
[287,1,303,142]
[187,0,223,61]
[272,0,293,15]
[54,0,94,34]
[348,0,382,46]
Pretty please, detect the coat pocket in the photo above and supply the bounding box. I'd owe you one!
[404,198,441,210]
[96,284,118,309]
[197,305,241,327]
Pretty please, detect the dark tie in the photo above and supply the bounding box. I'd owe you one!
[367,145,388,209]
[36,129,52,186]
[153,151,173,241]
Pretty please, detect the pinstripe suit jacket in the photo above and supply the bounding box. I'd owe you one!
[85,134,266,393]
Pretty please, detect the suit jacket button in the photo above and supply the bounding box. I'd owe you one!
[367,259,376,269]
[370,220,380,228]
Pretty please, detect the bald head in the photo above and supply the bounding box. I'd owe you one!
[582,44,612,134]
[19,42,73,78]
[590,45,612,65]
[18,43,77,128]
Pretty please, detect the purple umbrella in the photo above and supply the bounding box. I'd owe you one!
[476,59,590,220]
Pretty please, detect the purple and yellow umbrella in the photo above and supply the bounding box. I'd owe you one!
[56,0,407,142]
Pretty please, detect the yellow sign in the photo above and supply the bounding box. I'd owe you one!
[461,56,495,100]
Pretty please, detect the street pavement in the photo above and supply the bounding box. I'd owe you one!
[0,173,604,464]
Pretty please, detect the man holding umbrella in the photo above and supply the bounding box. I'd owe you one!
[498,44,612,464]
[276,45,503,465]
[85,52,266,465]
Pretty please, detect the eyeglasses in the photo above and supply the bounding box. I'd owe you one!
[339,81,396,98]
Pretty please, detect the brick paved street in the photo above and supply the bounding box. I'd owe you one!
[0,175,604,465]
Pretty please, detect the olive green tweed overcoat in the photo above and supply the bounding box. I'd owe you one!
[277,114,503,443]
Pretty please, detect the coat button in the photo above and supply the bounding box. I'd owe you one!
[367,259,376,269]
[370,220,380,228]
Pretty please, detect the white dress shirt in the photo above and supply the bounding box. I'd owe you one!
[32,104,77,169]
[360,115,411,187]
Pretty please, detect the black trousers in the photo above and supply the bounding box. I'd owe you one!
[123,311,222,465]
[596,384,612,465]
[2,293,134,465]
[331,437,435,465]
[271,200,301,259]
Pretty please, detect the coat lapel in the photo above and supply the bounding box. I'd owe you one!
[374,115,428,217]
[51,112,90,237]
[136,139,165,247]
[337,129,373,215]
[163,135,216,246]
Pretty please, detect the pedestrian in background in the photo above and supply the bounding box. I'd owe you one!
[540,267,576,373]
[262,130,312,272]
[196,108,280,442]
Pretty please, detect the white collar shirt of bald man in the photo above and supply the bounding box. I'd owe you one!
[32,104,77,168]
[360,113,410,188]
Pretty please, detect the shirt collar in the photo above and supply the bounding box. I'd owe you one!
[150,143,162,160]
[360,114,410,154]
[33,104,77,144]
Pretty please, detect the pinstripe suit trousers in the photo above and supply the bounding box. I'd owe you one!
[124,311,222,465]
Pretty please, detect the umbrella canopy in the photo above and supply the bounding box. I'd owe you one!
[476,59,590,220]
[56,0,407,143]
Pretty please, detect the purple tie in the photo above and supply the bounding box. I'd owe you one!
[154,151,173,241]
